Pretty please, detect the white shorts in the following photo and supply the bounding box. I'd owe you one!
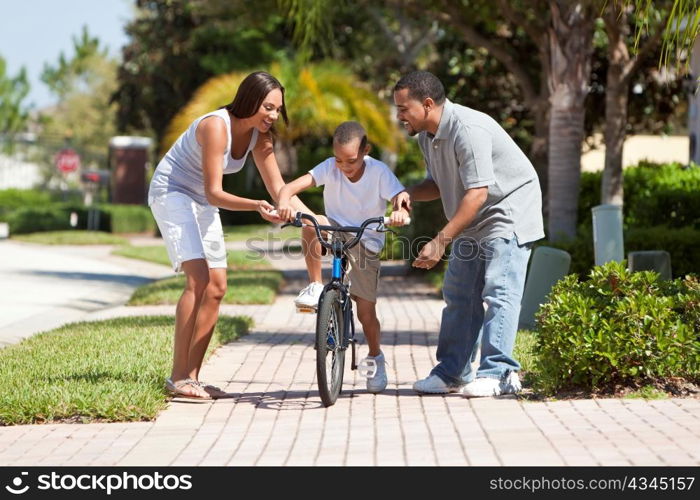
[149,192,227,272]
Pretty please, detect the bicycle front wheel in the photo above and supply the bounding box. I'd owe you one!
[315,288,346,407]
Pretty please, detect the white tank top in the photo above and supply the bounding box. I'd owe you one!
[148,108,259,206]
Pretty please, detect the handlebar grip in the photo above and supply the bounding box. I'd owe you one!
[383,216,411,225]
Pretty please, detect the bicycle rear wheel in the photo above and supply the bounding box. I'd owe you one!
[315,289,346,407]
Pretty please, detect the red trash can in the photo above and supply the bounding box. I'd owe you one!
[109,136,152,204]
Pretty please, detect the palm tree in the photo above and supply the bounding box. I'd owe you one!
[161,60,402,174]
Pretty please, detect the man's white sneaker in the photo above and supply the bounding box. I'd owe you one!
[359,352,387,394]
[294,282,324,311]
[500,371,522,394]
[412,374,462,394]
[462,372,522,398]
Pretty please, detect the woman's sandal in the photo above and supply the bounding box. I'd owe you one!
[188,379,231,399]
[165,378,213,400]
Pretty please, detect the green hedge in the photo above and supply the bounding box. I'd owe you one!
[542,225,699,279]
[99,204,155,234]
[578,162,700,229]
[6,205,75,234]
[0,189,53,216]
[5,203,155,235]
[534,261,700,394]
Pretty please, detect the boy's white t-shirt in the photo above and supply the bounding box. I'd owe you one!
[309,155,404,254]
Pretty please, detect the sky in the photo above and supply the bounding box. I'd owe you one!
[0,0,133,109]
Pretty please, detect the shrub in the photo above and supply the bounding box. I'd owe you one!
[625,225,700,278]
[6,203,155,235]
[534,261,700,394]
[6,205,75,233]
[0,189,53,217]
[577,162,700,229]
[543,225,699,279]
[99,204,155,234]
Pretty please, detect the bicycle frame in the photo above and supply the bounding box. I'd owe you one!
[286,212,387,368]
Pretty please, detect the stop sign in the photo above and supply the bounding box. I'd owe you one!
[56,148,81,173]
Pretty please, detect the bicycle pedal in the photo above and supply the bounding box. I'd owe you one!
[295,305,317,314]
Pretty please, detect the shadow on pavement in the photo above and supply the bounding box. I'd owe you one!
[24,270,153,287]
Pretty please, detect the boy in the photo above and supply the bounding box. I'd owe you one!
[277,121,409,393]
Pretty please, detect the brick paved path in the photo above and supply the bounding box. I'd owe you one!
[1,272,698,466]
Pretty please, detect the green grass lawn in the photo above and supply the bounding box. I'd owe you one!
[115,247,284,305]
[12,230,129,245]
[223,223,300,242]
[0,315,252,425]
[112,245,173,267]
[128,270,283,305]
[112,245,271,271]
[513,329,538,379]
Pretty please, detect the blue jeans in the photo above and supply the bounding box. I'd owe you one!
[430,235,532,386]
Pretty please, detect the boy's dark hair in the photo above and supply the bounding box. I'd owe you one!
[222,71,289,127]
[333,121,367,153]
[393,71,445,105]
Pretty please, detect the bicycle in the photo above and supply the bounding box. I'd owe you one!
[282,212,409,407]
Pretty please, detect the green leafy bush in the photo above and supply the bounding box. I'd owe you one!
[534,261,700,394]
[99,204,155,234]
[625,225,700,278]
[578,162,700,229]
[0,189,53,217]
[6,205,75,233]
[543,225,699,279]
[6,203,155,234]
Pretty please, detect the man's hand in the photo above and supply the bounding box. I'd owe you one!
[386,208,409,227]
[393,190,412,213]
[257,200,284,223]
[412,234,449,270]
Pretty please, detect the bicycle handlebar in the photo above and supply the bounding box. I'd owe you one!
[278,212,410,252]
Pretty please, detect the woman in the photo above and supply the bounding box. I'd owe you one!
[149,71,309,399]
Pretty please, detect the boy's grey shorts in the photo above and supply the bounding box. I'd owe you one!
[331,220,381,303]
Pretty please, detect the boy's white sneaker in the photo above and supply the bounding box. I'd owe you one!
[462,372,522,398]
[412,374,462,394]
[359,352,387,393]
[294,282,324,311]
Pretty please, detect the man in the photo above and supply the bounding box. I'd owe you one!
[393,71,544,397]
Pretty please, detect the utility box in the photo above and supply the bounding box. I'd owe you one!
[629,250,672,281]
[518,246,571,330]
[109,136,152,204]
[592,204,624,266]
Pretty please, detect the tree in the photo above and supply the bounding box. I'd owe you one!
[39,26,118,166]
[114,0,295,142]
[546,1,597,240]
[0,56,30,138]
[286,0,554,189]
[599,2,673,206]
[286,0,697,241]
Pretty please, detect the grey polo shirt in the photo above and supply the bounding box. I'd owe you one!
[418,99,544,244]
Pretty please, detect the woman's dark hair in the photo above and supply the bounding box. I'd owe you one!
[222,71,289,126]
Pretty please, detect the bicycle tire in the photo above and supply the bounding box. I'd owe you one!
[315,288,346,407]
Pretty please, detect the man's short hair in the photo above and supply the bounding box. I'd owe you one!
[394,71,446,105]
[333,121,367,151]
